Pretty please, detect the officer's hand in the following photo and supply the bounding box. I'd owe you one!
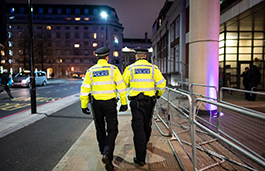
[119,105,128,112]
[82,108,90,115]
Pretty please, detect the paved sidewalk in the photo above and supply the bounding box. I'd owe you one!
[52,112,181,171]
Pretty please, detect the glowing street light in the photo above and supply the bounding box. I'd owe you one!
[100,12,108,47]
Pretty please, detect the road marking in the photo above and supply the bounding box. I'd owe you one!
[45,91,51,94]
[55,90,60,92]
[63,88,67,90]
[37,85,54,89]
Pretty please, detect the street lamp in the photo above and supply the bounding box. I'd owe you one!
[100,12,108,47]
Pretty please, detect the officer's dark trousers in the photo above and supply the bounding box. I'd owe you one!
[130,99,154,162]
[92,99,118,161]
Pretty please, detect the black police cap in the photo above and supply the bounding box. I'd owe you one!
[134,47,148,54]
[95,47,110,57]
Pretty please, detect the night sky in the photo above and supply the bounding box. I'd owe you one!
[6,0,166,39]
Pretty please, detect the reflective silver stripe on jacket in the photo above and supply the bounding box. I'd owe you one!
[116,79,125,85]
[157,87,166,91]
[80,92,89,96]
[118,88,127,93]
[92,81,115,85]
[130,79,155,82]
[92,66,111,69]
[82,83,91,88]
[91,90,116,94]
[152,65,155,79]
[156,78,165,85]
[130,87,155,91]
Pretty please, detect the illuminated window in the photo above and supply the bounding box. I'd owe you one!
[8,41,14,47]
[9,50,13,56]
[75,17,81,21]
[74,43,80,48]
[46,26,51,30]
[159,19,162,26]
[84,17,89,21]
[10,7,15,13]
[8,32,13,38]
[19,50,23,55]
[65,17,71,20]
[94,33,97,39]
[113,51,119,57]
[93,43,98,47]
[1,50,5,56]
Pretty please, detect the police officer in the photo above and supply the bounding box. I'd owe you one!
[123,47,166,166]
[80,47,128,171]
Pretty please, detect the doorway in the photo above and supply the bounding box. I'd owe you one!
[238,62,251,89]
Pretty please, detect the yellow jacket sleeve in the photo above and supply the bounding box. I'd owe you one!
[80,70,92,108]
[122,66,131,88]
[114,67,127,105]
[154,66,166,97]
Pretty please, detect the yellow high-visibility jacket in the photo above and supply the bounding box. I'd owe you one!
[80,59,127,109]
[123,59,166,97]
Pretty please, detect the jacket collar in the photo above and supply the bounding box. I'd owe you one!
[97,59,108,65]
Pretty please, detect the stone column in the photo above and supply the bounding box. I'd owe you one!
[189,0,220,111]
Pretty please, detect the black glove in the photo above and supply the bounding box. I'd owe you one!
[119,105,128,112]
[82,108,90,115]
[155,91,161,99]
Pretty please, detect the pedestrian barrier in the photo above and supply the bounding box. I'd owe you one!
[154,86,265,171]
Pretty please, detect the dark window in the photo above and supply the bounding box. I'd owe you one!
[39,8,43,14]
[20,7,25,13]
[84,33,88,38]
[47,42,52,47]
[65,42,70,47]
[65,33,70,38]
[75,9,80,14]
[57,8,62,14]
[48,8,53,14]
[66,8,71,14]
[56,42,61,47]
[84,42,88,47]
[75,33,79,38]
[37,26,42,29]
[84,26,88,30]
[47,33,51,38]
[65,26,70,30]
[56,32,61,38]
[75,26,79,30]
[84,9,89,14]
[56,26,61,30]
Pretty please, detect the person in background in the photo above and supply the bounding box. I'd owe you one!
[247,65,261,101]
[240,67,249,99]
[123,47,166,166]
[80,47,128,171]
[0,69,14,99]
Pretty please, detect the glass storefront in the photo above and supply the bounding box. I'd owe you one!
[219,28,264,89]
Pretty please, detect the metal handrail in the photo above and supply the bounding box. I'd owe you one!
[193,98,265,169]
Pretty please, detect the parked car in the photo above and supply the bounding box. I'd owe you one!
[13,70,48,87]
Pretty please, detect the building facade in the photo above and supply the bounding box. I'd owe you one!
[152,0,265,90]
[122,32,152,72]
[0,0,7,73]
[4,3,123,78]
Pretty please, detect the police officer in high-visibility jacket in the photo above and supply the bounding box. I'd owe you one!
[123,47,166,166]
[80,47,128,171]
